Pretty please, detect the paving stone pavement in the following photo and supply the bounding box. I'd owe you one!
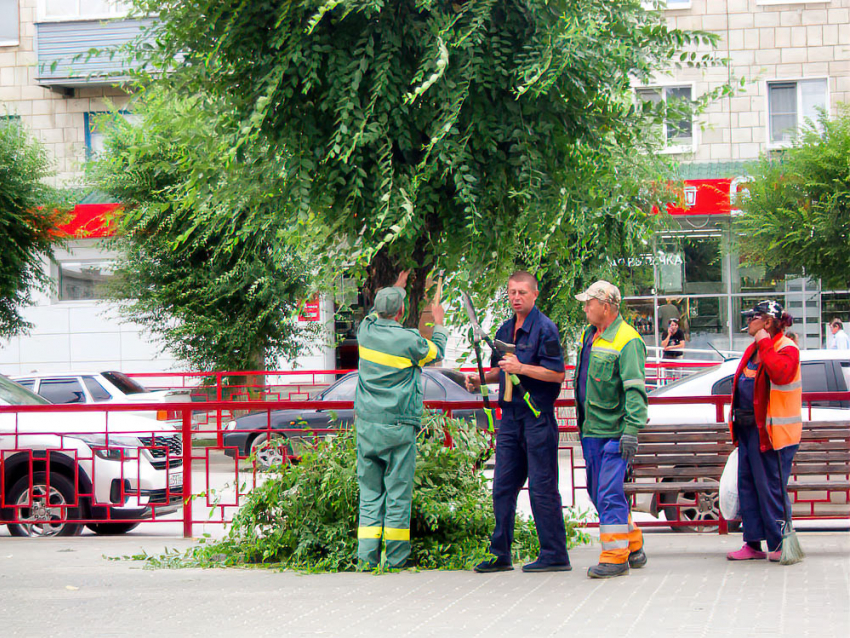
[0,531,847,638]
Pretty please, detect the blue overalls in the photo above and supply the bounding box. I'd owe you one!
[487,306,569,566]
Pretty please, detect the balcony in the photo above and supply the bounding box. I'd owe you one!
[35,18,155,90]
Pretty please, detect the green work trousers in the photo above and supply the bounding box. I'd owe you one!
[356,418,417,567]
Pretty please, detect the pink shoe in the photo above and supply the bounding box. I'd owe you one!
[768,550,781,562]
[727,545,767,561]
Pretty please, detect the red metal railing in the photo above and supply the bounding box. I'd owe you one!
[126,360,718,436]
[2,388,847,538]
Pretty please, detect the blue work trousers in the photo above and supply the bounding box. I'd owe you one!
[736,424,798,552]
[489,406,569,565]
[581,436,642,563]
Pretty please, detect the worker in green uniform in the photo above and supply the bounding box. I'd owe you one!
[355,271,447,569]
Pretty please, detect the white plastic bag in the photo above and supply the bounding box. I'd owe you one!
[719,448,739,520]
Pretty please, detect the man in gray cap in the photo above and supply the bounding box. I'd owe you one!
[354,270,447,569]
[573,280,648,578]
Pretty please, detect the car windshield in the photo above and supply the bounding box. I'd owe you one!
[433,369,469,389]
[650,365,723,397]
[319,374,358,401]
[0,375,51,405]
[102,371,149,395]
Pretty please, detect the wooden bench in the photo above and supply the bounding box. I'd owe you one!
[624,420,850,530]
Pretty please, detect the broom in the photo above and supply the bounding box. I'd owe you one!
[776,450,805,565]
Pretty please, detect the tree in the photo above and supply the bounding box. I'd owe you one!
[735,105,850,289]
[89,89,314,372]
[0,122,67,338]
[130,0,724,326]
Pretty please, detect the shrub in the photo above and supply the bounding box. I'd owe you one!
[130,413,591,571]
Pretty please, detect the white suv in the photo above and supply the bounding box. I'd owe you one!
[12,371,192,426]
[0,375,183,537]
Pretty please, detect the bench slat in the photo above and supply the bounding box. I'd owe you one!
[644,421,850,431]
[787,481,850,491]
[639,429,850,441]
[640,432,730,443]
[632,468,722,479]
[625,481,717,494]
[636,444,735,454]
[633,454,728,466]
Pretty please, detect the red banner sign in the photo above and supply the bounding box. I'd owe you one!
[298,296,321,322]
[666,177,751,216]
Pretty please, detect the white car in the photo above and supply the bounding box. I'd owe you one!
[12,371,192,426]
[647,349,850,425]
[635,349,850,525]
[0,374,183,537]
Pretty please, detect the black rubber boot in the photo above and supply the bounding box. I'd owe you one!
[474,558,514,573]
[522,559,572,573]
[628,548,648,569]
[587,562,630,579]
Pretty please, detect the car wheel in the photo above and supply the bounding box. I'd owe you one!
[659,477,721,533]
[86,522,142,535]
[658,477,742,533]
[249,433,291,470]
[6,472,83,538]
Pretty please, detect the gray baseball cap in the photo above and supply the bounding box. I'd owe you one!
[575,280,621,305]
[374,286,406,315]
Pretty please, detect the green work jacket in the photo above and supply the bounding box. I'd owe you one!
[355,313,448,426]
[574,315,648,438]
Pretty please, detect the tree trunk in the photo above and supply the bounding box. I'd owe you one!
[363,246,433,329]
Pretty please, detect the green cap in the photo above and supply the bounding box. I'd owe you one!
[374,286,406,316]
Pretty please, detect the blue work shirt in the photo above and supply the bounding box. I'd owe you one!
[575,326,596,408]
[491,305,565,411]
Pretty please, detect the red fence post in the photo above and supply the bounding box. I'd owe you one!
[182,408,193,539]
[216,371,224,447]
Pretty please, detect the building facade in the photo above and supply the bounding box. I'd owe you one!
[0,1,337,376]
[629,0,849,359]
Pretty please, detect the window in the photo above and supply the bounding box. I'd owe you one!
[39,0,131,21]
[801,361,831,408]
[84,111,141,157]
[767,79,828,146]
[57,260,117,301]
[1,0,19,47]
[102,371,148,395]
[635,85,695,152]
[83,376,112,402]
[321,374,358,401]
[423,375,445,400]
[0,376,49,406]
[642,1,692,9]
[14,379,35,391]
[39,378,87,404]
[757,0,829,5]
[711,376,733,396]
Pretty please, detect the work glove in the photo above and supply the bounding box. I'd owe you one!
[619,434,638,467]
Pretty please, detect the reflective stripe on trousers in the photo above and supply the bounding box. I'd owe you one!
[582,436,643,565]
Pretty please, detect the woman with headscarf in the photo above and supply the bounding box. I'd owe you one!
[727,300,802,562]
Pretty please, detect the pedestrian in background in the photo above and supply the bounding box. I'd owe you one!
[727,300,801,562]
[828,319,850,350]
[354,271,447,569]
[467,271,571,574]
[573,281,648,579]
[661,318,686,359]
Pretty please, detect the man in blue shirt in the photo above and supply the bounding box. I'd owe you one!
[466,271,570,573]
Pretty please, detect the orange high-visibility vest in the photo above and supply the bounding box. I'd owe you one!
[766,335,802,450]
